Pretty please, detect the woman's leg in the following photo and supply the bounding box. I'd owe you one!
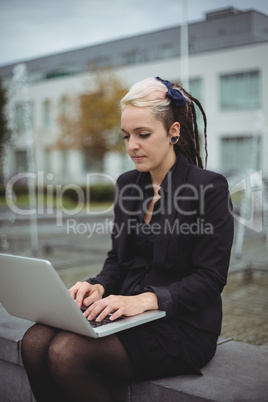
[47,331,134,402]
[21,324,134,402]
[21,323,61,402]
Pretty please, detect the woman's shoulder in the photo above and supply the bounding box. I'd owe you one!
[187,164,229,187]
[116,169,140,186]
[177,151,229,188]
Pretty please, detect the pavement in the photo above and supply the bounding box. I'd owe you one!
[1,205,267,273]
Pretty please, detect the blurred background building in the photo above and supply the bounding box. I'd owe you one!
[0,6,267,184]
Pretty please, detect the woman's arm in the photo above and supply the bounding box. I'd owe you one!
[85,170,142,297]
[146,174,234,318]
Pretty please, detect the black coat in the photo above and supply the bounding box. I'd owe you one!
[88,151,234,336]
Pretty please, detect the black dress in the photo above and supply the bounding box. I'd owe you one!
[114,174,218,380]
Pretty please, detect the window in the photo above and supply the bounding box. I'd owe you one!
[189,78,203,127]
[15,150,27,172]
[189,78,204,157]
[43,100,51,129]
[221,136,261,171]
[189,78,202,101]
[220,71,260,110]
[84,150,103,172]
[13,101,34,134]
[60,96,69,116]
[88,57,110,69]
[61,150,68,176]
[45,69,76,80]
[138,51,148,63]
[14,103,25,134]
[44,150,51,175]
[29,71,43,83]
[160,44,173,59]
[123,50,137,65]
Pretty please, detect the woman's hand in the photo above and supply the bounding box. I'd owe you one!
[83,292,159,322]
[68,281,105,309]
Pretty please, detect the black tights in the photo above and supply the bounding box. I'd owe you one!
[21,323,135,402]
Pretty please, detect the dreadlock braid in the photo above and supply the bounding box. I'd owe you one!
[172,83,208,169]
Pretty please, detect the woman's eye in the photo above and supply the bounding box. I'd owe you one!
[122,133,150,140]
[140,133,150,138]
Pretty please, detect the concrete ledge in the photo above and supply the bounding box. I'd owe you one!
[0,308,34,365]
[1,305,268,402]
[109,341,268,402]
[131,340,268,402]
[0,306,35,402]
[0,360,33,402]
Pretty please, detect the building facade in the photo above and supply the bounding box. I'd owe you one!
[1,6,268,186]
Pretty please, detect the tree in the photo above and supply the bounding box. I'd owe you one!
[57,69,128,159]
[0,78,10,160]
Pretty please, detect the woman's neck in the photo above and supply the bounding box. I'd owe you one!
[150,153,176,193]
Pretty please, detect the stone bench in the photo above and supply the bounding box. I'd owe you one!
[1,305,268,402]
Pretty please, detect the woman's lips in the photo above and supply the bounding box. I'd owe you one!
[132,156,145,162]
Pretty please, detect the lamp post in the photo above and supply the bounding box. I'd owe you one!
[180,0,189,90]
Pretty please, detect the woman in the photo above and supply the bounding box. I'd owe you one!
[21,77,234,401]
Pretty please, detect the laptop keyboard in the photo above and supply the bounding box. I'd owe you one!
[80,309,124,328]
[90,315,114,328]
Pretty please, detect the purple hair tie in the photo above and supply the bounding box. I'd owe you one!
[156,76,187,107]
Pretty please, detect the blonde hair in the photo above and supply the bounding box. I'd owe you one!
[120,78,169,110]
[120,77,176,132]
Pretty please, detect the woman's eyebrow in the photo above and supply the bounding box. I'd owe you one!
[133,127,151,132]
[121,127,150,133]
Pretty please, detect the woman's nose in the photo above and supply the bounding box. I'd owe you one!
[127,136,139,151]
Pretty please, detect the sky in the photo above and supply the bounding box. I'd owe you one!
[0,0,268,67]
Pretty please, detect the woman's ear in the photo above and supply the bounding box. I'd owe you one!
[168,122,180,139]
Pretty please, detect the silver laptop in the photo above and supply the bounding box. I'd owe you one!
[0,253,165,338]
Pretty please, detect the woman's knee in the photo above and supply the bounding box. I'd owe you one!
[22,324,60,360]
[47,332,81,377]
[22,324,48,352]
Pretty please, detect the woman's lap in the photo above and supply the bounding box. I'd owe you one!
[22,319,217,382]
[22,323,134,379]
[117,320,218,379]
[21,323,135,402]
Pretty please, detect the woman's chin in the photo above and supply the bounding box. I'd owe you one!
[134,164,150,172]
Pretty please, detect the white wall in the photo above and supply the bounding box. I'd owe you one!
[188,43,268,172]
[8,41,268,184]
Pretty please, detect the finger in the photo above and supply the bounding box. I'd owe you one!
[68,282,82,299]
[95,306,114,322]
[82,285,103,308]
[86,300,110,321]
[83,307,91,318]
[94,298,123,322]
[109,308,125,321]
[75,283,92,308]
[83,300,102,319]
[83,293,98,307]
